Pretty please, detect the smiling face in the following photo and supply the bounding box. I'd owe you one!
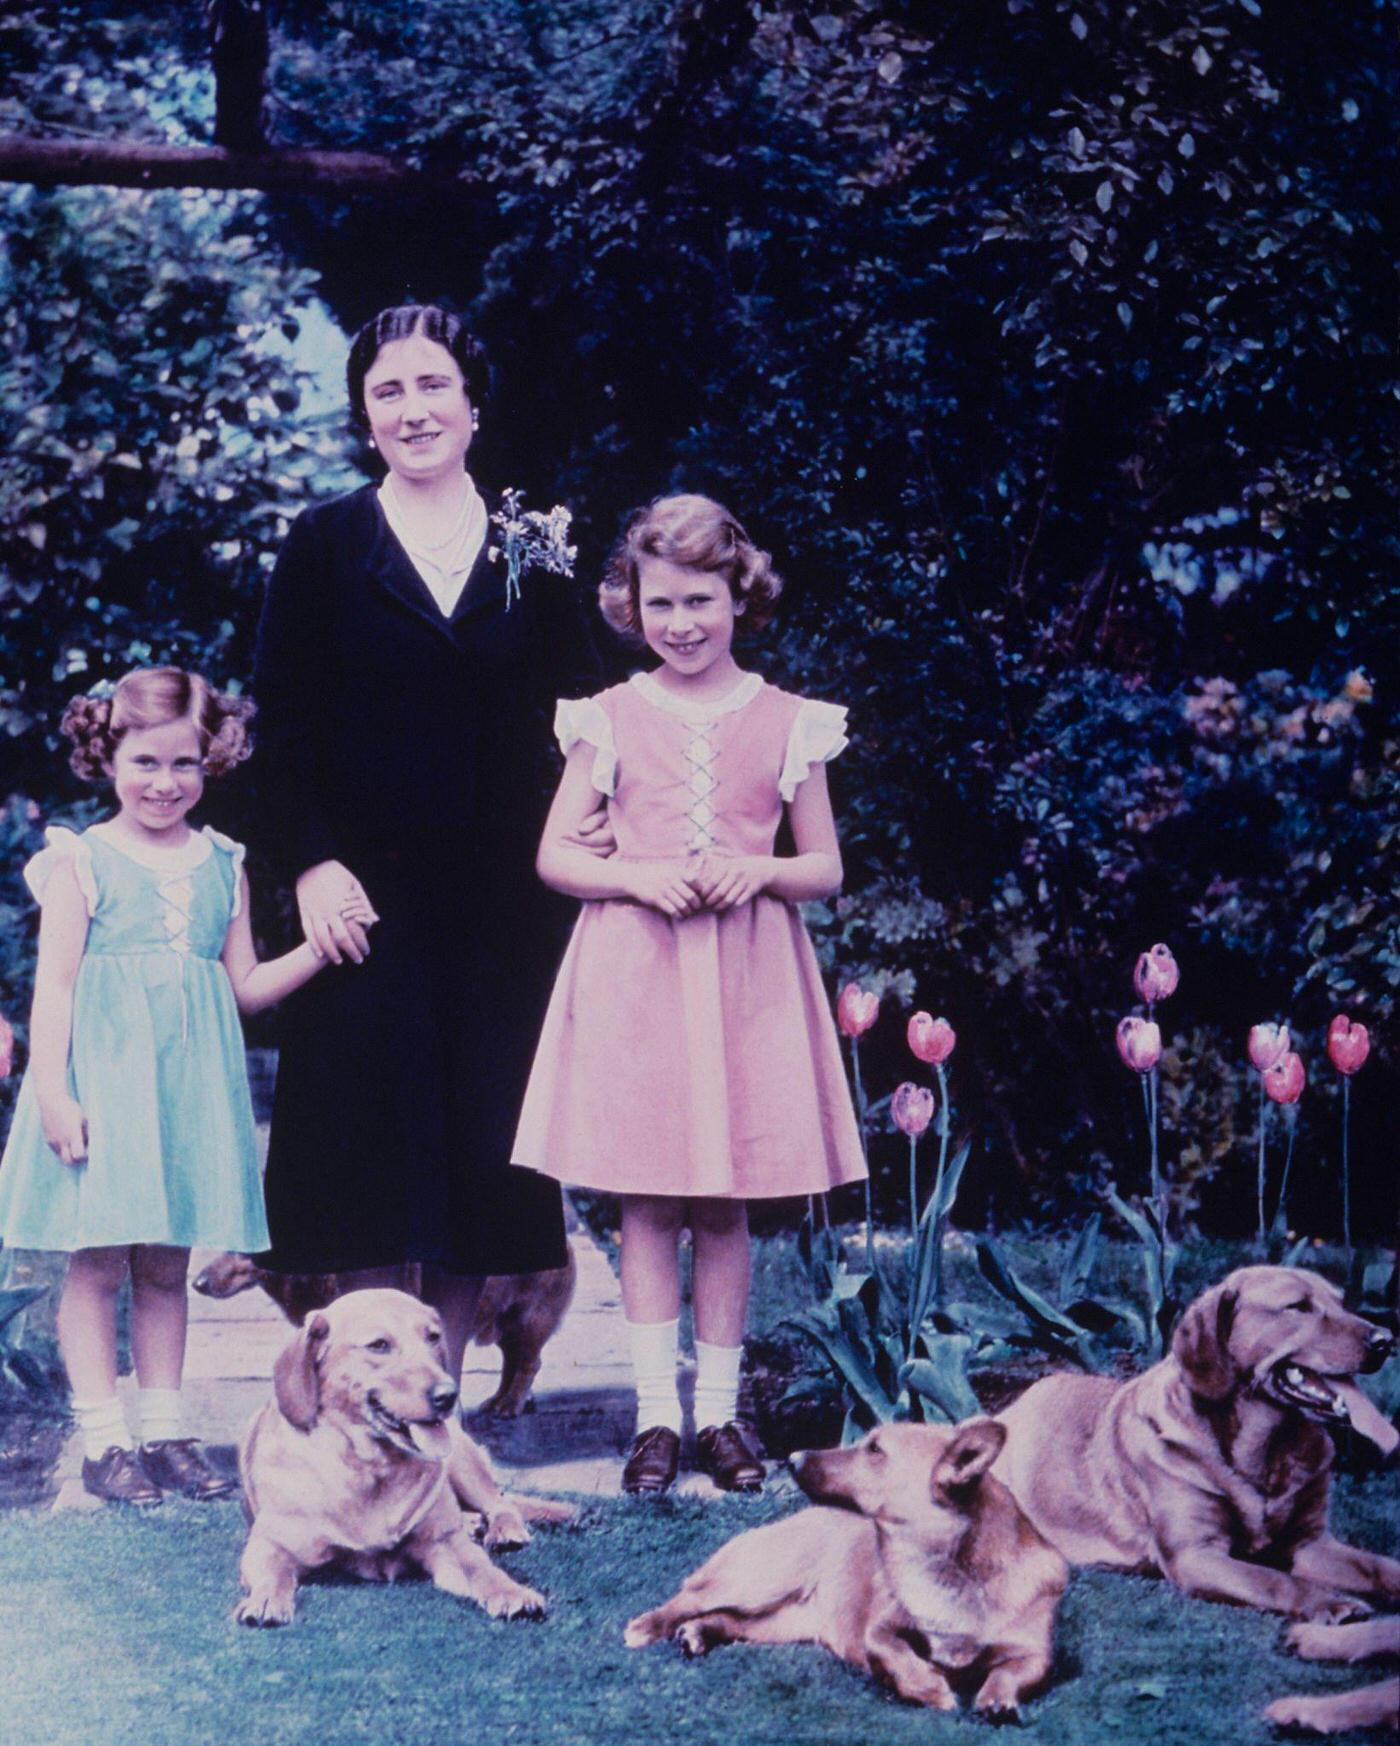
[637,556,745,688]
[362,333,474,485]
[108,719,205,843]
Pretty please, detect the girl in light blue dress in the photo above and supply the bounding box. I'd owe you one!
[0,667,374,1506]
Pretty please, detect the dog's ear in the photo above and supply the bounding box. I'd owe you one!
[1173,1284,1239,1399]
[933,1418,1006,1494]
[273,1312,329,1430]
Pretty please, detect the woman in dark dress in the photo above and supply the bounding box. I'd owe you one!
[252,304,601,1379]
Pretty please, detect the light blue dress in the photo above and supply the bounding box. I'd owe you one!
[0,824,269,1252]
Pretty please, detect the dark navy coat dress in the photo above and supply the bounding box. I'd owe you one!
[251,483,599,1275]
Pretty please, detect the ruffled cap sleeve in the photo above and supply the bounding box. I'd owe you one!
[23,826,98,914]
[554,696,617,797]
[203,827,248,917]
[779,699,849,803]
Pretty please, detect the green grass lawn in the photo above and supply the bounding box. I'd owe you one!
[0,1477,1395,1746]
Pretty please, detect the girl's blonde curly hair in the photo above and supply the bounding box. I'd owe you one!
[60,667,255,782]
[598,494,783,643]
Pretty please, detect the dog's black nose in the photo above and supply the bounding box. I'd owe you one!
[1362,1327,1394,1374]
[429,1383,459,1417]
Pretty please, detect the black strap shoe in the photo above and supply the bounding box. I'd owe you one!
[622,1425,681,1495]
[82,1446,163,1507]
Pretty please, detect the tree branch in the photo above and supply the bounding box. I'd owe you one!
[0,134,474,195]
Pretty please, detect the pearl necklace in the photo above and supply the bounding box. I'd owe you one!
[387,475,479,557]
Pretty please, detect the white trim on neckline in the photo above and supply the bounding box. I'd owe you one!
[628,669,764,720]
[88,820,215,874]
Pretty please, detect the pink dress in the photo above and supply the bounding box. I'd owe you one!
[513,670,867,1199]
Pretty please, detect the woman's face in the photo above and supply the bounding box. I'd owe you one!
[362,333,474,485]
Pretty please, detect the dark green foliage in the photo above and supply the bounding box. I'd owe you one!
[0,0,1394,1231]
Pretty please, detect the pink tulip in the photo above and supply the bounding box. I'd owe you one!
[1327,1015,1370,1077]
[1262,1051,1306,1105]
[891,1081,936,1138]
[1247,1022,1290,1073]
[907,1012,956,1065]
[1134,943,1179,1004]
[837,983,880,1038]
[0,1012,11,1079]
[1116,1015,1162,1074]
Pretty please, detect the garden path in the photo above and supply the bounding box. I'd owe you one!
[50,1216,667,1510]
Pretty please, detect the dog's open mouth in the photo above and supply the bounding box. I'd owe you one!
[366,1392,451,1459]
[1267,1363,1399,1455]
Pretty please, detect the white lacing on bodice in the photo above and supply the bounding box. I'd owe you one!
[682,718,720,853]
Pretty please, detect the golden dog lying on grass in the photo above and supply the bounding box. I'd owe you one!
[195,1249,577,1417]
[1265,1616,1399,1736]
[626,1419,1067,1720]
[994,1265,1398,1622]
[236,1289,574,1627]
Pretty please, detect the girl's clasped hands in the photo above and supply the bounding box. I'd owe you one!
[626,853,775,920]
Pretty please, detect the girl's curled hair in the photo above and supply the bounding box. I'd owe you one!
[598,493,783,643]
[60,668,255,782]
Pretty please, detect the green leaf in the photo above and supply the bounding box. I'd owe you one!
[901,1334,982,1422]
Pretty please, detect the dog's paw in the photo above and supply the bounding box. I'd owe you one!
[235,1591,295,1628]
[483,1506,531,1551]
[1298,1594,1373,1628]
[1264,1694,1338,1735]
[973,1686,1025,1726]
[676,1620,714,1659]
[622,1612,661,1650]
[1284,1621,1341,1660]
[484,1580,547,1621]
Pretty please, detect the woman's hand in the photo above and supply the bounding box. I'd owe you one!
[566,804,617,859]
[40,1094,88,1166]
[625,861,705,921]
[690,855,775,912]
[296,860,379,965]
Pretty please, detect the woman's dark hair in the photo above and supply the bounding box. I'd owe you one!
[345,304,490,433]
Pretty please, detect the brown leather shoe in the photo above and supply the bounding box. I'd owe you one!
[696,1421,764,1493]
[140,1438,238,1501]
[622,1425,680,1495]
[81,1445,163,1507]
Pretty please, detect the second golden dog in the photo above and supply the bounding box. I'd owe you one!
[236,1288,574,1627]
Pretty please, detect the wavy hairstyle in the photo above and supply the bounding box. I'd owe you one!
[345,303,490,434]
[598,493,783,644]
[60,667,255,782]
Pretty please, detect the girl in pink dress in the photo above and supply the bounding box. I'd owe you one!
[514,494,866,1496]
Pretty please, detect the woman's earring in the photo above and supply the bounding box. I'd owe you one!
[471,411,481,432]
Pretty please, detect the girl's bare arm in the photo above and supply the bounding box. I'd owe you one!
[221,876,374,1015]
[29,861,92,1162]
[537,745,701,918]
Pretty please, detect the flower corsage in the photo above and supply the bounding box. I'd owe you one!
[489,489,577,608]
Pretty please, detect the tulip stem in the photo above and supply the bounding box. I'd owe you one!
[1274,1109,1298,1240]
[929,1063,951,1311]
[849,1037,875,1277]
[908,1133,919,1247]
[1342,1075,1352,1259]
[1256,1079,1267,1251]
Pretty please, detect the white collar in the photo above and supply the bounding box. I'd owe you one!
[89,820,214,874]
[629,670,763,720]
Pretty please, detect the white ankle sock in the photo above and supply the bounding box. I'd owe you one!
[628,1317,682,1435]
[138,1388,183,1445]
[693,1340,742,1431]
[73,1395,133,1461]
